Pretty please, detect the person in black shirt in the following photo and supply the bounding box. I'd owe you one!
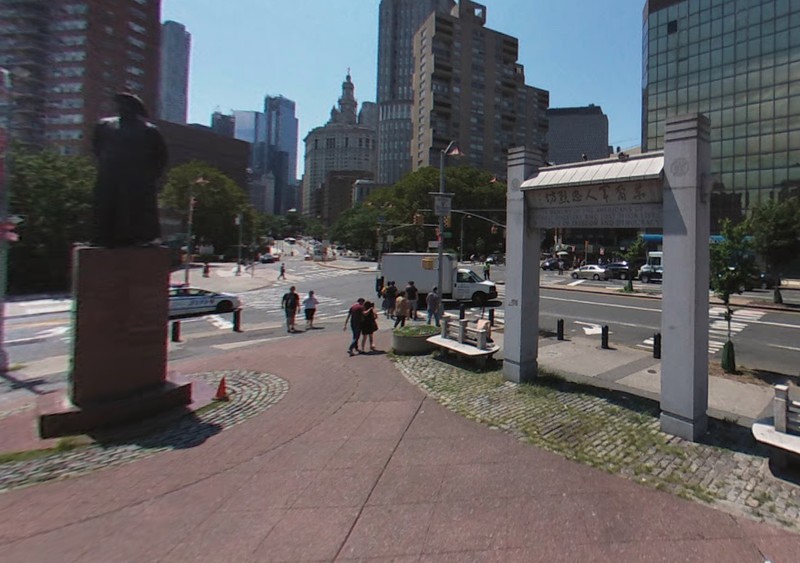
[404,281,419,320]
[281,285,299,333]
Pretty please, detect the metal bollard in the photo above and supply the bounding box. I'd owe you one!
[488,308,495,327]
[233,309,243,332]
[601,325,610,349]
[459,303,466,320]
[171,320,181,342]
[557,318,564,341]
[653,332,661,359]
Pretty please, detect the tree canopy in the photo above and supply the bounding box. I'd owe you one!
[160,161,257,254]
[9,149,94,293]
[746,196,800,303]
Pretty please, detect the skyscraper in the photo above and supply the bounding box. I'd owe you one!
[376,0,454,185]
[0,0,161,155]
[547,105,611,165]
[642,0,800,225]
[303,73,376,222]
[265,95,299,214]
[159,20,191,124]
[410,0,549,178]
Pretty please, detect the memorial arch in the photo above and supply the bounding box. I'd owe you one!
[504,114,711,441]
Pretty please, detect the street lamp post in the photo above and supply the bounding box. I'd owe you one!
[0,68,13,373]
[436,141,460,298]
[235,212,243,276]
[459,215,471,263]
[184,177,207,285]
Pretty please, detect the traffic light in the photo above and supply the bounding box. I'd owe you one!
[444,214,452,228]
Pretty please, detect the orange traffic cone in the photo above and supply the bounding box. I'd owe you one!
[213,377,229,401]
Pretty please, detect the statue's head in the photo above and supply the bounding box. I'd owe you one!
[114,92,148,119]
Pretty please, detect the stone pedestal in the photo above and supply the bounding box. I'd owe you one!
[39,246,192,438]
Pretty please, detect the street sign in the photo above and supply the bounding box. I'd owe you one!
[386,234,394,242]
[443,232,452,239]
[433,194,453,216]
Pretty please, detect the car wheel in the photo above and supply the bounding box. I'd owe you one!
[620,273,628,280]
[571,272,579,279]
[472,292,487,307]
[592,274,600,280]
[216,300,234,313]
[640,274,650,284]
[760,280,768,290]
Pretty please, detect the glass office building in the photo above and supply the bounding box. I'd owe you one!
[642,0,800,225]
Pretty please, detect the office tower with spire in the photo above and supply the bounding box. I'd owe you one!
[159,20,191,124]
[376,0,455,185]
[303,73,376,222]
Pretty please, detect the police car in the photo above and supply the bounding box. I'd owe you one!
[168,285,241,318]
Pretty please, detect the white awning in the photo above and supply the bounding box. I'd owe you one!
[521,152,664,190]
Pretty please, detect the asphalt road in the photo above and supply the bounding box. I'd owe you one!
[4,258,800,397]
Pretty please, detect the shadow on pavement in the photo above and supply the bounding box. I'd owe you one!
[89,408,222,451]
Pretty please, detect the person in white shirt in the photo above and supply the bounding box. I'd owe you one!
[302,290,320,329]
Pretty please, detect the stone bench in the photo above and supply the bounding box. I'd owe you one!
[427,317,500,367]
[752,384,800,469]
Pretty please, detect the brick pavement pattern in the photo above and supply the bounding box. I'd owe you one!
[0,330,797,562]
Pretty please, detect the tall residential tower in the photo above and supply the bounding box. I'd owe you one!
[411,1,549,178]
[376,0,454,185]
[0,0,161,155]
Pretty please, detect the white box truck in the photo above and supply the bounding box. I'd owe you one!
[378,252,497,306]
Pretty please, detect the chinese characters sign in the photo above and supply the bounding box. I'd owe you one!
[527,181,663,228]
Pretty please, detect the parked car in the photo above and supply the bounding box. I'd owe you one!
[571,264,609,280]
[486,253,505,265]
[757,272,782,289]
[259,254,275,264]
[541,258,560,271]
[168,284,241,318]
[603,262,632,280]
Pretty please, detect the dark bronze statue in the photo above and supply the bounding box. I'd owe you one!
[91,93,168,247]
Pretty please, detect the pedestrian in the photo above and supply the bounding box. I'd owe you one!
[281,285,299,333]
[426,286,441,327]
[343,297,365,356]
[483,261,491,281]
[385,281,398,318]
[393,290,409,328]
[360,300,379,352]
[302,290,319,330]
[557,259,564,275]
[278,262,286,280]
[202,262,210,278]
[404,281,419,320]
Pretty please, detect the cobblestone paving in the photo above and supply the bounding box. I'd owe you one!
[394,354,800,530]
[0,370,288,492]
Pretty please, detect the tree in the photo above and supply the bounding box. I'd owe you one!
[160,161,253,255]
[329,206,380,254]
[709,219,758,373]
[622,235,648,292]
[8,149,94,293]
[746,196,800,304]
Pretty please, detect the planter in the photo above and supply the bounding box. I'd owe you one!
[391,326,439,355]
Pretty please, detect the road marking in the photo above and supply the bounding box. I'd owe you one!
[574,321,604,335]
[768,343,800,352]
[567,280,584,286]
[543,295,661,313]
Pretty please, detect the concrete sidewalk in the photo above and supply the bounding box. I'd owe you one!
[0,329,797,562]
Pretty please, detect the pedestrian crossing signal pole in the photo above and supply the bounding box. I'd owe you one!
[235,212,243,276]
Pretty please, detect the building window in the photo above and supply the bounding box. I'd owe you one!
[667,20,678,34]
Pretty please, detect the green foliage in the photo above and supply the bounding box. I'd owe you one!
[330,166,505,254]
[392,324,439,337]
[746,196,800,303]
[709,219,758,306]
[9,149,95,293]
[623,235,647,264]
[160,161,254,253]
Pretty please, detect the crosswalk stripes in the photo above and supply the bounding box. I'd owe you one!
[638,307,765,355]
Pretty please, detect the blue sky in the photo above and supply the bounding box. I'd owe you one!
[162,0,646,176]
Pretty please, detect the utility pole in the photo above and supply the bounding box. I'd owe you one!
[235,212,243,276]
[435,141,460,297]
[184,176,207,285]
[0,68,13,373]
